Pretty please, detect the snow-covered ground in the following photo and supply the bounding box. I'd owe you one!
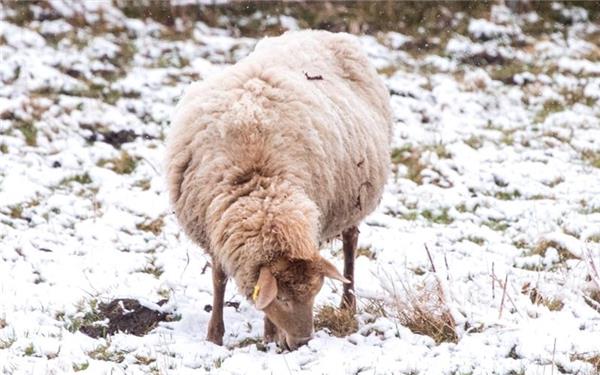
[1,2,600,374]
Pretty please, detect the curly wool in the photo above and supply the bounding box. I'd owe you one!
[165,30,392,297]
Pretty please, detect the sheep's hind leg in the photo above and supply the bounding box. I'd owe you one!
[264,317,278,343]
[340,226,358,312]
[207,259,227,345]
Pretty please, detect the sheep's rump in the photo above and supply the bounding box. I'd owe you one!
[166,30,392,252]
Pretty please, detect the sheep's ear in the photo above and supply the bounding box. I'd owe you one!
[254,267,278,310]
[320,258,350,284]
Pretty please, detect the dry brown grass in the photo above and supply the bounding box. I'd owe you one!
[583,249,600,313]
[136,218,164,236]
[584,290,600,313]
[532,239,580,262]
[382,274,457,344]
[571,353,600,373]
[391,145,425,184]
[98,151,138,175]
[520,282,564,311]
[314,305,358,337]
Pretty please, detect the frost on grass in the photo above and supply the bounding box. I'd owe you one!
[314,305,358,338]
[381,271,458,344]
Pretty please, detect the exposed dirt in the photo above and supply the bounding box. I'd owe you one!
[80,299,171,338]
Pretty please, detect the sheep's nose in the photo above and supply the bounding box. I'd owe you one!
[285,334,313,350]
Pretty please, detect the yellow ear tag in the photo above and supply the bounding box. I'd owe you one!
[252,285,261,302]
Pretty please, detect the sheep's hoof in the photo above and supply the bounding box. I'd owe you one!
[206,322,224,345]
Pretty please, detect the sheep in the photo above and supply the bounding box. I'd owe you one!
[166,30,392,350]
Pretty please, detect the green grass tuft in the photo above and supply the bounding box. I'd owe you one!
[98,151,138,174]
[17,121,37,146]
[421,208,453,224]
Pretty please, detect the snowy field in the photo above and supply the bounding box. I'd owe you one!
[1,1,600,374]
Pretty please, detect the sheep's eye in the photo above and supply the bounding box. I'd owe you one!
[277,296,290,302]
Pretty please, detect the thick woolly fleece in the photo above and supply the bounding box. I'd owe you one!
[166,30,393,298]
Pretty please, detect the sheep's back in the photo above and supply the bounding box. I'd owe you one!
[166,30,392,250]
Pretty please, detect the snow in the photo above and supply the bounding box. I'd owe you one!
[1,1,600,375]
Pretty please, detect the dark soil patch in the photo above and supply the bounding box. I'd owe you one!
[461,51,510,66]
[80,298,172,338]
[81,125,148,149]
[102,130,138,148]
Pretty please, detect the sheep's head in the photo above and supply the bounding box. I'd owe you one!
[252,257,348,350]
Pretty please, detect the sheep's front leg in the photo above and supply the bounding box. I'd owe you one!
[264,317,278,343]
[341,226,358,312]
[207,259,227,345]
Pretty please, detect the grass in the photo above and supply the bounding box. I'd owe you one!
[9,205,23,219]
[98,151,138,174]
[432,143,451,159]
[521,284,564,311]
[88,343,125,363]
[137,257,164,278]
[401,211,419,221]
[314,305,358,337]
[534,99,565,124]
[377,65,399,77]
[587,233,600,243]
[154,52,189,69]
[543,298,564,311]
[134,179,151,191]
[72,362,89,372]
[391,145,425,184]
[134,354,156,366]
[582,150,600,169]
[76,83,123,105]
[0,334,16,350]
[571,353,600,373]
[233,337,267,351]
[382,276,458,344]
[466,236,485,246]
[16,121,37,146]
[561,87,597,107]
[494,190,521,201]
[501,131,515,146]
[584,290,600,313]
[489,61,546,84]
[483,219,509,232]
[464,135,483,150]
[64,299,102,333]
[391,143,451,184]
[60,172,92,185]
[113,1,490,38]
[532,239,579,262]
[356,246,376,260]
[136,218,164,236]
[421,208,453,225]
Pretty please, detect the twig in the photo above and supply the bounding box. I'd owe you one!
[424,244,437,273]
[492,262,495,300]
[491,273,523,318]
[443,252,450,281]
[551,337,556,375]
[200,259,209,275]
[304,72,323,80]
[583,294,600,312]
[141,156,160,175]
[499,274,508,319]
[585,248,600,290]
